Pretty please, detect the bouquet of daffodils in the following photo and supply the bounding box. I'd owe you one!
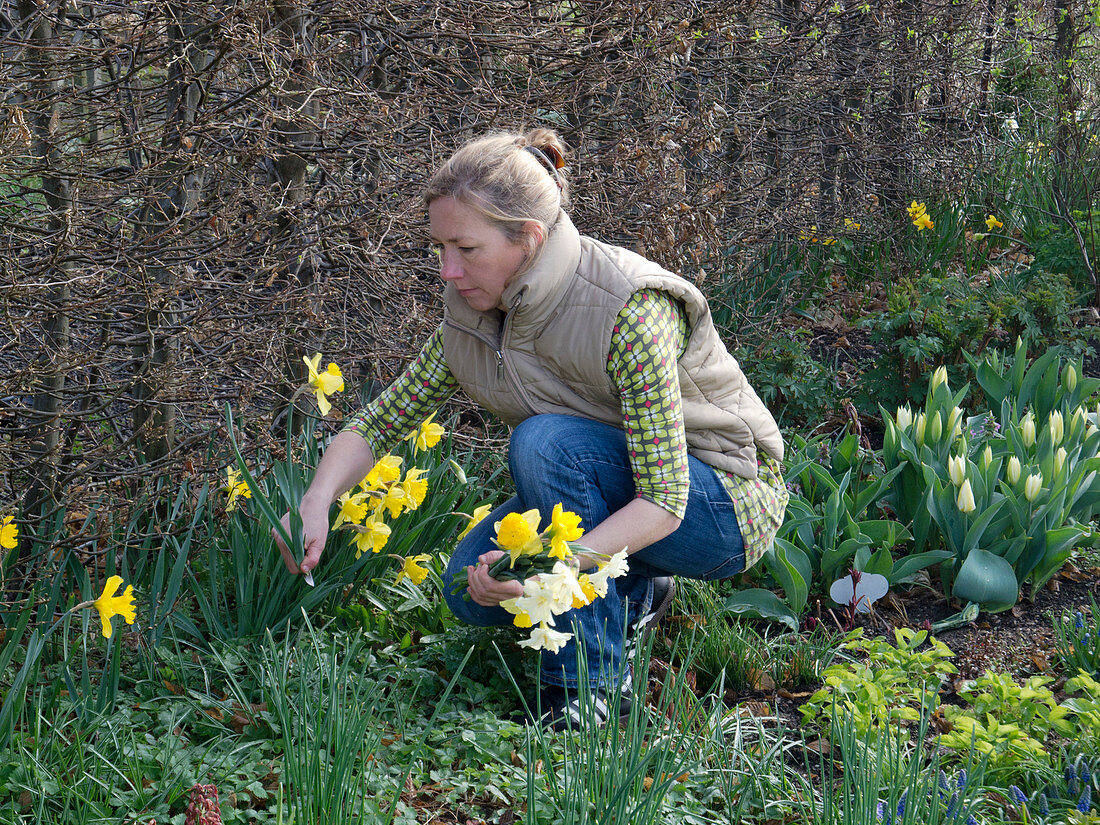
[452,504,629,653]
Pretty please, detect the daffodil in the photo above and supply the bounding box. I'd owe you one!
[93,576,136,639]
[364,455,403,489]
[396,468,429,512]
[913,212,934,231]
[545,503,583,561]
[494,509,543,567]
[956,479,976,514]
[1024,472,1043,503]
[0,516,18,550]
[408,413,446,453]
[575,574,598,608]
[378,486,408,519]
[395,553,431,586]
[333,490,371,529]
[539,562,588,612]
[223,466,251,512]
[844,218,861,231]
[352,516,391,557]
[500,599,535,628]
[985,214,1003,231]
[518,622,572,654]
[302,353,344,416]
[510,579,558,626]
[457,503,492,542]
[1006,455,1022,485]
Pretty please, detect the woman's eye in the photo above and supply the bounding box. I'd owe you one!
[459,246,475,253]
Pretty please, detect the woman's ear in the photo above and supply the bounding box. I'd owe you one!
[522,221,546,252]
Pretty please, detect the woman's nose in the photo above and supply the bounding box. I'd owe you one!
[439,251,462,281]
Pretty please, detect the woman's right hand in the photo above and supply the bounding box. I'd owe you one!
[273,495,331,575]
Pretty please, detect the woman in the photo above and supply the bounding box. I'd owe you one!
[274,128,788,729]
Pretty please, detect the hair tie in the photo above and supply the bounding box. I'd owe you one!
[524,145,565,190]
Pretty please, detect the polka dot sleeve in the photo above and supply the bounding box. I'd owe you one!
[606,291,692,518]
[342,325,460,457]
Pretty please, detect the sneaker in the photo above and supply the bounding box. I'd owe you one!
[627,576,676,644]
[537,684,633,731]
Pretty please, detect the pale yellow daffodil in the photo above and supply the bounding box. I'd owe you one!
[545,503,583,561]
[518,622,571,654]
[223,466,252,512]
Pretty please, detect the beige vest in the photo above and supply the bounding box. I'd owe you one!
[440,211,784,479]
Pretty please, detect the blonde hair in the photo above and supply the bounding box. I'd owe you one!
[424,128,569,247]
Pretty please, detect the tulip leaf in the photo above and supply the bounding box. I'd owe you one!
[962,497,1007,556]
[890,550,954,583]
[1030,526,1088,592]
[767,540,810,614]
[722,589,799,631]
[951,548,1019,611]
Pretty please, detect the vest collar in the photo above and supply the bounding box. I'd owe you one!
[444,210,581,334]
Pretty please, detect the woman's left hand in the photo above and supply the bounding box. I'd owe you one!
[466,550,524,607]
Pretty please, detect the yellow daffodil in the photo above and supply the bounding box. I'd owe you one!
[396,468,429,512]
[364,455,403,489]
[333,490,371,529]
[352,516,391,558]
[1024,472,1043,502]
[494,509,543,567]
[907,200,926,219]
[913,211,934,231]
[93,576,136,639]
[379,486,408,519]
[395,553,431,586]
[457,504,492,542]
[985,214,1003,231]
[956,479,976,514]
[408,413,446,453]
[0,516,18,550]
[545,503,584,561]
[223,466,252,512]
[302,353,344,416]
[1006,455,1022,485]
[500,599,534,628]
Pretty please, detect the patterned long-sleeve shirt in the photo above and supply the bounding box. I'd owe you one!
[344,290,787,569]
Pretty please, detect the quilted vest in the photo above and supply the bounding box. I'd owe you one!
[440,210,784,479]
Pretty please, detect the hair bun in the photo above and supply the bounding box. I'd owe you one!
[524,128,567,169]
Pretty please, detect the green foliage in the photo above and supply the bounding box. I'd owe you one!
[1053,598,1100,678]
[736,328,841,426]
[799,628,957,736]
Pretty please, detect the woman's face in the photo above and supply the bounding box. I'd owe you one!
[428,196,532,312]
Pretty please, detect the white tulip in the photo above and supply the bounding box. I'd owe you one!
[1024,472,1043,502]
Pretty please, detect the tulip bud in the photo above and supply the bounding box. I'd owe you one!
[928,411,943,443]
[981,445,993,471]
[1054,446,1067,476]
[1088,423,1099,440]
[1021,413,1036,449]
[915,413,927,447]
[1049,410,1064,445]
[930,366,949,394]
[947,406,964,439]
[948,454,967,487]
[1063,363,1078,393]
[1024,472,1043,502]
[956,479,977,514]
[896,405,914,431]
[1006,456,1022,485]
[1073,406,1087,436]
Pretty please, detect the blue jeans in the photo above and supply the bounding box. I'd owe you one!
[442,414,745,691]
